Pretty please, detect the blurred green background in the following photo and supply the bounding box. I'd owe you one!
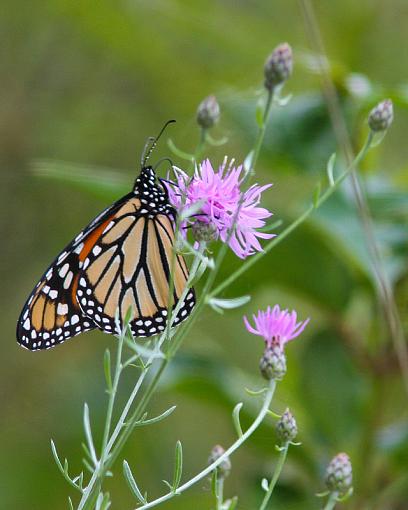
[2,1,408,509]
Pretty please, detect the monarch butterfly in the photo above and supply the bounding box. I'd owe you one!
[17,125,195,351]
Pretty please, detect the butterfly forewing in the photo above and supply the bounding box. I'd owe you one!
[77,200,195,337]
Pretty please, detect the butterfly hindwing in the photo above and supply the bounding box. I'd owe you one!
[16,194,134,350]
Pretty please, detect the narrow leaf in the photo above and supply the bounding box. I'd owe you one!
[244,150,254,174]
[313,182,321,208]
[232,403,244,438]
[162,479,173,491]
[326,153,336,186]
[225,496,239,510]
[103,349,113,393]
[208,295,251,310]
[68,497,74,510]
[123,460,147,504]
[172,441,183,491]
[137,406,177,427]
[167,139,194,161]
[83,403,98,466]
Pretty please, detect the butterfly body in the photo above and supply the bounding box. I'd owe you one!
[17,166,195,351]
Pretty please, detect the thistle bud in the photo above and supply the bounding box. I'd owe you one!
[264,43,293,90]
[276,408,298,444]
[192,219,218,243]
[197,95,220,129]
[208,445,231,479]
[325,453,353,495]
[368,99,393,132]
[259,343,287,380]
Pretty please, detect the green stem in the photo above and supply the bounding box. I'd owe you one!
[134,380,276,510]
[209,131,374,298]
[259,443,289,510]
[215,478,224,510]
[323,492,339,510]
[250,88,274,174]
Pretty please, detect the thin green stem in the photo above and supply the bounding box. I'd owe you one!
[209,132,374,298]
[215,478,224,510]
[323,492,339,510]
[100,331,125,457]
[250,88,274,174]
[134,380,276,509]
[259,443,289,510]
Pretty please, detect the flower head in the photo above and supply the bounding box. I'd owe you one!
[208,445,231,480]
[165,159,274,258]
[264,42,293,90]
[325,453,353,496]
[243,305,309,348]
[196,95,220,129]
[368,99,393,132]
[276,408,298,444]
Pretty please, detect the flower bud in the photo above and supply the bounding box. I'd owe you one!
[259,342,287,380]
[264,43,293,90]
[325,453,353,495]
[368,99,393,132]
[196,95,220,129]
[192,219,218,243]
[276,408,298,444]
[208,445,231,479]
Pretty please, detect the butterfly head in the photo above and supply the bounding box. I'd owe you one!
[133,166,172,215]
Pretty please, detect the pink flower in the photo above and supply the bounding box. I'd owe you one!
[243,305,309,348]
[164,159,274,258]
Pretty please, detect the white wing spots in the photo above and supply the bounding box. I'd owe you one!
[71,315,80,325]
[80,277,87,287]
[92,245,102,256]
[59,263,70,278]
[23,318,30,330]
[57,303,69,315]
[49,290,58,300]
[43,285,50,295]
[63,271,73,289]
[74,242,84,254]
[57,251,68,263]
[46,268,53,280]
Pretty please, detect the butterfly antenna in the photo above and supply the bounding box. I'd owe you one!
[141,119,176,168]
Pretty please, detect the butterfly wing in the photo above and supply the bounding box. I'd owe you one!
[77,200,195,337]
[16,193,134,350]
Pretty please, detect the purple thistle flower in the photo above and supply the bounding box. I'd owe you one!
[243,305,309,348]
[164,159,274,259]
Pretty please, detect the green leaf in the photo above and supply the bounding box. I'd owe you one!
[261,478,269,492]
[172,441,183,491]
[103,349,113,393]
[123,460,147,504]
[83,403,98,466]
[326,152,336,186]
[232,402,244,438]
[207,295,251,311]
[224,496,239,510]
[136,406,177,427]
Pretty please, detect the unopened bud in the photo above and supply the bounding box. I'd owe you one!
[276,408,298,444]
[368,99,393,132]
[259,343,286,380]
[208,445,231,479]
[264,43,293,90]
[325,453,353,495]
[192,219,218,243]
[197,95,220,129]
